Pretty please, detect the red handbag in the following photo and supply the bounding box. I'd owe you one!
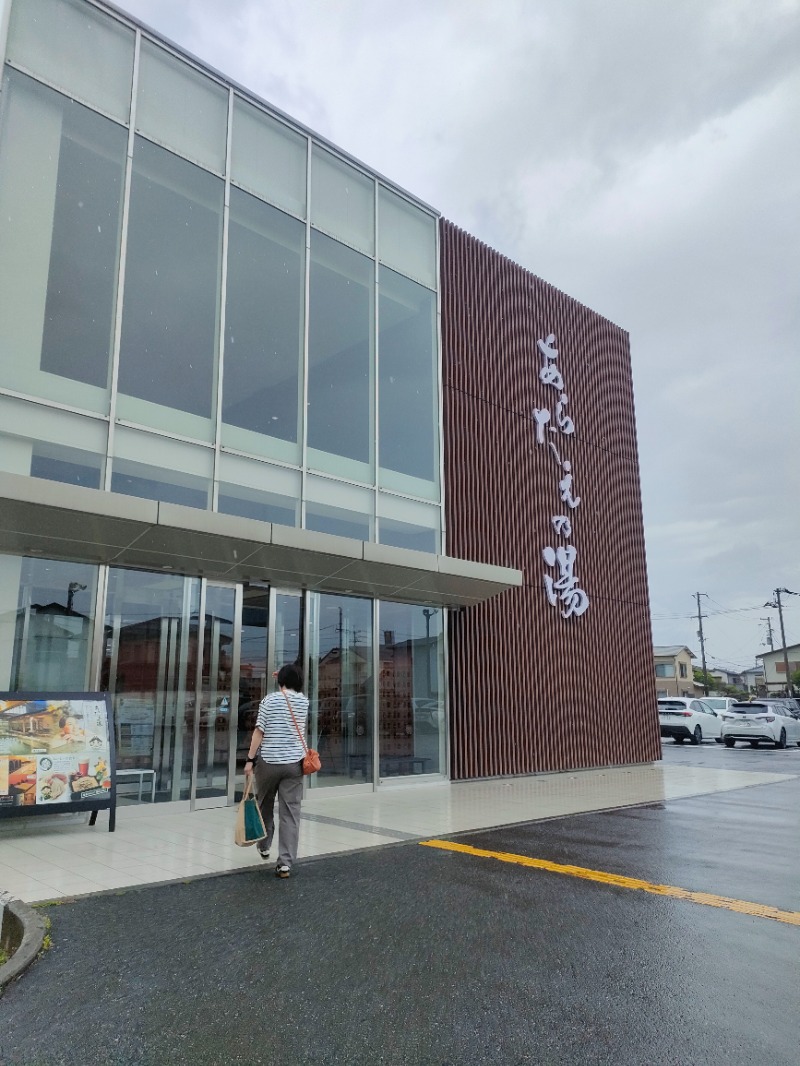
[283,690,322,775]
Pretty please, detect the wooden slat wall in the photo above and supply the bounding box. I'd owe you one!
[441,219,660,778]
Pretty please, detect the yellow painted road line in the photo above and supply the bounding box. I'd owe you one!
[419,839,800,927]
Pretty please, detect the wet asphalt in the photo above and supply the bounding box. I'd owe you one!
[1,742,799,1066]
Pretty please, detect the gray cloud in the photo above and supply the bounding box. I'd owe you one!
[119,0,800,669]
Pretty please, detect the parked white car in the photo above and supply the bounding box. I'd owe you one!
[657,697,723,745]
[721,701,800,749]
[702,697,739,716]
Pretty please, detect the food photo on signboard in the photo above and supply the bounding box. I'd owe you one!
[0,698,112,811]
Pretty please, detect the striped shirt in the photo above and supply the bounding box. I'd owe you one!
[256,689,310,764]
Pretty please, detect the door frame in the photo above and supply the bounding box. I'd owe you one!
[190,579,242,810]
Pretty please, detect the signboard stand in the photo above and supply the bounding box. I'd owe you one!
[0,693,117,833]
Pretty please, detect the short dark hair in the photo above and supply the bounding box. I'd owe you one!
[277,663,303,691]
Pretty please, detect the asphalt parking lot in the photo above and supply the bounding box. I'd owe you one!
[1,742,798,1066]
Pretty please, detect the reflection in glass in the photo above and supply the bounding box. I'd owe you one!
[236,585,269,794]
[235,587,304,800]
[378,602,445,777]
[308,593,373,787]
[308,232,373,471]
[0,70,126,406]
[218,486,297,527]
[223,189,305,451]
[305,503,370,541]
[111,459,210,510]
[29,446,104,490]
[7,557,98,692]
[101,568,199,803]
[118,138,223,428]
[378,517,438,554]
[379,267,438,483]
[192,585,236,803]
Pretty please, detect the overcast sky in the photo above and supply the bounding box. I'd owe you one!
[119,0,800,672]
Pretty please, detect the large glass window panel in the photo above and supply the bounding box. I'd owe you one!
[377,493,441,554]
[0,394,107,488]
[378,602,445,778]
[0,70,126,412]
[307,593,373,788]
[2,556,98,693]
[378,187,437,289]
[378,518,438,554]
[235,587,304,800]
[111,427,212,509]
[305,474,372,541]
[236,584,269,781]
[379,267,439,488]
[192,583,236,803]
[118,138,223,440]
[230,99,307,218]
[217,452,299,527]
[7,0,134,122]
[305,504,370,541]
[308,231,374,480]
[101,567,200,802]
[136,41,228,174]
[311,147,374,255]
[221,188,304,463]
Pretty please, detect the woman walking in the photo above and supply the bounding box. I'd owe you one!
[244,663,310,879]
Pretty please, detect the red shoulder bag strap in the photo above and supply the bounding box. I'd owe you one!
[283,688,308,752]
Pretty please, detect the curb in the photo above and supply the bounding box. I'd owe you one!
[0,894,47,993]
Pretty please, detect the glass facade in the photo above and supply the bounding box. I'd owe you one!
[0,0,442,544]
[0,554,447,800]
[0,0,449,804]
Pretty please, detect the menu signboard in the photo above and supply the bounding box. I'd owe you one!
[0,693,117,831]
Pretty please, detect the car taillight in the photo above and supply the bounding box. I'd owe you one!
[761,715,775,722]
[679,712,692,717]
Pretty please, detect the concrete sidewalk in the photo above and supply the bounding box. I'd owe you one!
[0,761,791,904]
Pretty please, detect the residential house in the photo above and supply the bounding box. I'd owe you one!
[653,646,696,697]
[757,644,800,696]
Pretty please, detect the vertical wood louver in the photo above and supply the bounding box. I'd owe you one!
[441,219,660,778]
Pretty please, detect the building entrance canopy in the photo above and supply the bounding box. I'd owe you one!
[0,472,521,608]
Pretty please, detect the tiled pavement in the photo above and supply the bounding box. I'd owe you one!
[0,762,792,903]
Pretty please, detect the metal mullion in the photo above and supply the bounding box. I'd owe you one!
[434,216,446,555]
[212,87,234,511]
[189,578,207,809]
[373,178,380,544]
[300,135,312,529]
[0,2,13,72]
[226,581,243,804]
[206,616,220,784]
[151,615,169,791]
[104,27,141,490]
[89,564,110,692]
[15,587,31,690]
[171,579,192,802]
[442,606,451,780]
[372,597,380,790]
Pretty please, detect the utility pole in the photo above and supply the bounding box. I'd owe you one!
[695,592,709,695]
[767,588,798,697]
[760,616,774,651]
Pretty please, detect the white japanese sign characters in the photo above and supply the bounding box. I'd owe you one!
[532,334,590,619]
